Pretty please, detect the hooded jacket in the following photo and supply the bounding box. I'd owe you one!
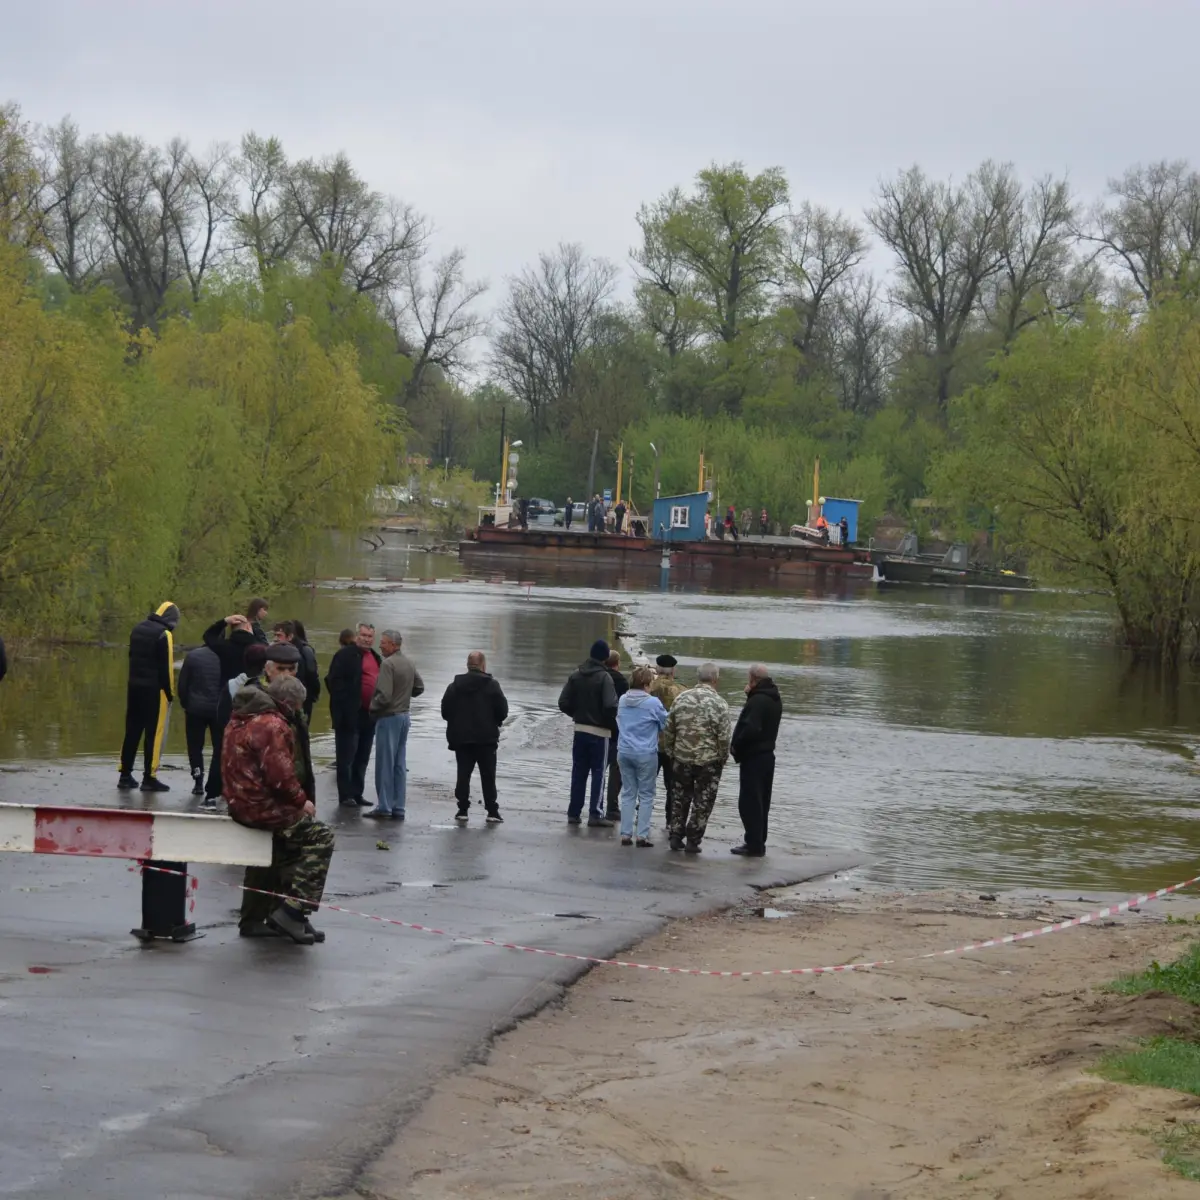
[294,637,321,709]
[441,668,509,748]
[558,657,618,734]
[616,689,668,758]
[220,687,308,831]
[203,618,259,685]
[730,678,783,763]
[127,602,179,697]
[178,645,222,720]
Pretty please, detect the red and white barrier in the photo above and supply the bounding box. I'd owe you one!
[0,803,271,866]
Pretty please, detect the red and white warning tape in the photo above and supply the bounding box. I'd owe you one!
[135,863,1200,977]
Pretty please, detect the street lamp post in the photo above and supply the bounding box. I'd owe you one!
[649,442,661,500]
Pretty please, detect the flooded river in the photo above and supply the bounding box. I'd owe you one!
[2,533,1198,894]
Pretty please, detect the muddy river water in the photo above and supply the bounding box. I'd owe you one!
[3,533,1198,894]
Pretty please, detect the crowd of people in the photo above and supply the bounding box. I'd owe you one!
[117,600,783,948]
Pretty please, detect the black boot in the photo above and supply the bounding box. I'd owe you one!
[140,776,170,793]
[117,773,138,790]
[268,904,315,945]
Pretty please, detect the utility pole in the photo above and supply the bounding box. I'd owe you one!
[586,429,599,499]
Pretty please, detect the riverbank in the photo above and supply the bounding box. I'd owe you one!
[363,884,1200,1199]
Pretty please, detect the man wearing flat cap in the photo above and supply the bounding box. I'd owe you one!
[558,639,618,827]
[650,654,687,827]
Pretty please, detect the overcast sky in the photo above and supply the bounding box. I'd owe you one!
[4,0,1198,299]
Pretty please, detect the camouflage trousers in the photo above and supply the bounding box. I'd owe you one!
[668,760,725,847]
[239,815,335,924]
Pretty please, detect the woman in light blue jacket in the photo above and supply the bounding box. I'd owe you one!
[615,665,669,846]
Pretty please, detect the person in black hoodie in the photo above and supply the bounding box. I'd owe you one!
[204,612,259,726]
[119,601,180,792]
[729,663,783,857]
[178,642,224,802]
[443,650,509,824]
[558,639,618,827]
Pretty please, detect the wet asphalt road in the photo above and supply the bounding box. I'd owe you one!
[0,762,857,1199]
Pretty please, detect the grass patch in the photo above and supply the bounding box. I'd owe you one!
[1097,1037,1200,1097]
[1108,939,1200,1005]
[1156,1123,1200,1182]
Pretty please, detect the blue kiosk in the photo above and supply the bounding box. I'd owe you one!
[650,492,709,542]
[820,497,861,545]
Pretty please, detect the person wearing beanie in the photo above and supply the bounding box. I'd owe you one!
[557,638,619,827]
[118,601,180,793]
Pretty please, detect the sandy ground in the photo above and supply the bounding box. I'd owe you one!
[359,885,1200,1200]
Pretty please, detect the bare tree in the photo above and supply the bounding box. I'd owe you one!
[92,134,232,326]
[490,243,618,444]
[35,118,104,287]
[985,174,1093,345]
[395,247,488,403]
[232,132,303,280]
[782,202,867,366]
[170,140,235,301]
[868,161,1019,410]
[1083,160,1200,306]
[828,274,893,416]
[288,153,426,296]
[631,188,705,359]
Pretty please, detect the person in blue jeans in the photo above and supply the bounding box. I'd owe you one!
[558,639,618,827]
[365,630,424,821]
[615,665,669,846]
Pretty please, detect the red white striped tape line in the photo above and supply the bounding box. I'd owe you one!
[136,863,1200,977]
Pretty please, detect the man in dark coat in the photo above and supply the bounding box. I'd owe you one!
[603,649,629,821]
[324,623,381,807]
[558,639,618,827]
[119,601,180,792]
[443,650,509,824]
[730,663,783,857]
[178,642,223,804]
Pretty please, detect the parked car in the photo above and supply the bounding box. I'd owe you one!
[554,501,589,526]
[524,497,557,517]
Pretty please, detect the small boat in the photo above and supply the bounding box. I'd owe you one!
[875,535,1034,590]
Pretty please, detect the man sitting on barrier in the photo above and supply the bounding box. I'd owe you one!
[221,674,335,946]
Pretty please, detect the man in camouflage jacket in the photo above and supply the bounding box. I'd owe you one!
[663,662,732,853]
[221,685,335,945]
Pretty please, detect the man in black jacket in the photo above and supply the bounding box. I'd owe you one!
[178,642,224,804]
[443,650,509,824]
[325,623,381,807]
[730,663,783,857]
[119,601,180,792]
[558,639,618,827]
[204,613,258,726]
